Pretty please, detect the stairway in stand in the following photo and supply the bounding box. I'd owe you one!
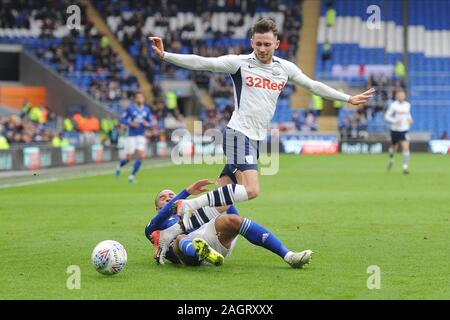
[317,115,338,132]
[292,0,339,133]
[81,0,153,103]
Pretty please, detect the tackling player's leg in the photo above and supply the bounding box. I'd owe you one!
[192,238,224,266]
[173,234,224,266]
[215,214,313,269]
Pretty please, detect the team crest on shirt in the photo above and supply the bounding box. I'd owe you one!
[272,66,281,76]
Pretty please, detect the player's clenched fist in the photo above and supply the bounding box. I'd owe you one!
[148,37,165,59]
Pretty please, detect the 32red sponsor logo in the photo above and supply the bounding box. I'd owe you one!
[245,76,285,91]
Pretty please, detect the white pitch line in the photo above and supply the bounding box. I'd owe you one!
[0,161,175,189]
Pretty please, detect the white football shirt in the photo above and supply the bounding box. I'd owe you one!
[164,51,350,140]
[384,100,413,132]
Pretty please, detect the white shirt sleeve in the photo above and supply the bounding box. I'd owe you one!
[163,52,240,74]
[384,103,396,123]
[286,61,350,102]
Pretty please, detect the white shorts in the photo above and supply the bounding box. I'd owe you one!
[187,217,237,258]
[125,136,147,155]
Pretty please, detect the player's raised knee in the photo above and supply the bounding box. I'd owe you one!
[245,186,260,200]
[175,234,187,245]
[224,214,243,233]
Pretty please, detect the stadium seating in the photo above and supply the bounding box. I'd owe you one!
[316,0,403,83]
[407,0,450,138]
[0,1,138,114]
[1,1,303,129]
[319,0,450,138]
[94,0,303,126]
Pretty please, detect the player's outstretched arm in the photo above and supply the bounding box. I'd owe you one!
[148,37,239,73]
[288,61,375,105]
[348,88,375,106]
[186,179,215,195]
[149,37,165,59]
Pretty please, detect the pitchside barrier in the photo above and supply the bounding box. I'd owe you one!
[0,132,446,171]
[0,143,167,171]
[277,132,433,155]
[339,131,432,154]
[339,140,429,154]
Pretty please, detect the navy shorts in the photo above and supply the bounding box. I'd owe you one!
[219,127,260,183]
[390,130,409,145]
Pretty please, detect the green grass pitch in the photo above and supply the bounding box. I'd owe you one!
[1,154,449,299]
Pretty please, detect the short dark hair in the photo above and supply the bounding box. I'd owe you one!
[251,18,279,38]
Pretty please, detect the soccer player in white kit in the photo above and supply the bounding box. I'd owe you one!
[384,89,414,174]
[149,18,374,221]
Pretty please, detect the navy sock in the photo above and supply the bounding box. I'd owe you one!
[238,218,289,258]
[119,159,129,168]
[132,159,142,175]
[226,204,239,215]
[179,238,197,258]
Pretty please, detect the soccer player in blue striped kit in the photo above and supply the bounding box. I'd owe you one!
[145,179,313,268]
[115,91,152,183]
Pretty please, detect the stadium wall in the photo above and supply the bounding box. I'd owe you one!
[19,50,116,119]
[0,136,444,172]
[0,141,172,171]
[339,140,429,154]
[0,86,47,110]
[0,145,119,171]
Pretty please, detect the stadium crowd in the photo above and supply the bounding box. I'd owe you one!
[338,74,407,139]
[1,0,145,113]
[5,0,411,150]
[0,0,311,143]
[95,0,304,123]
[0,97,190,149]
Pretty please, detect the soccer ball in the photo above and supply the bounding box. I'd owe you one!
[91,240,127,275]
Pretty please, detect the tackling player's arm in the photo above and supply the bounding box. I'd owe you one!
[145,189,189,264]
[145,179,215,264]
[145,179,214,238]
[145,189,190,239]
[286,61,374,106]
[149,37,240,73]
